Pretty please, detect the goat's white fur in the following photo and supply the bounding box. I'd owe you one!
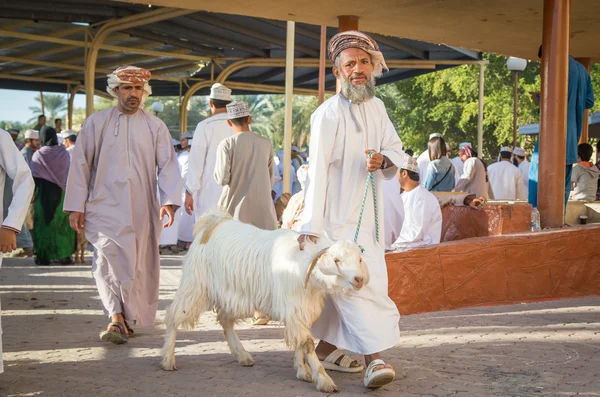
[161,210,369,393]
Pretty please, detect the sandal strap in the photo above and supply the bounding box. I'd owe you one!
[107,322,126,334]
[338,354,358,368]
[366,359,386,375]
[323,349,345,365]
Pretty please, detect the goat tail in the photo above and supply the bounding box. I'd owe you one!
[193,208,232,244]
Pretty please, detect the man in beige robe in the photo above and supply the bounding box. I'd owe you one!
[64,66,183,344]
[214,101,277,230]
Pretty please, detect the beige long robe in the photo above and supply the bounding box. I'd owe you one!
[64,107,183,326]
[0,129,35,373]
[214,131,277,230]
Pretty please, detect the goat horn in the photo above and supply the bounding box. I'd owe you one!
[304,248,329,289]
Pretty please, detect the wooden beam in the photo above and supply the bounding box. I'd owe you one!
[0,73,80,85]
[370,33,427,59]
[187,14,319,57]
[338,15,359,32]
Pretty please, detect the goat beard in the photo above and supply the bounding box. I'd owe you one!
[339,74,376,104]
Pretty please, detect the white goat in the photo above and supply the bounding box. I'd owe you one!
[161,210,369,392]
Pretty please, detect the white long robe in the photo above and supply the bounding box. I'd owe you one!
[382,176,404,251]
[450,156,464,186]
[518,160,530,198]
[64,107,183,326]
[300,94,404,355]
[455,157,494,199]
[391,185,442,251]
[417,150,430,185]
[0,129,35,374]
[186,113,232,220]
[487,160,526,201]
[177,151,194,242]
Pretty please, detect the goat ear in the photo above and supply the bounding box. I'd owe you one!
[317,253,340,276]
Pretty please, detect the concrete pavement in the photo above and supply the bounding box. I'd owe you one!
[0,255,599,397]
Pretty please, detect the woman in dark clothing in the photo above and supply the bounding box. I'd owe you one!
[29,126,75,265]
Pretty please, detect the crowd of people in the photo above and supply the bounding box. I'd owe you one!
[2,121,80,264]
[1,29,599,390]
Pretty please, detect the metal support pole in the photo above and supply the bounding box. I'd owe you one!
[318,25,326,105]
[539,0,570,228]
[39,91,44,116]
[283,21,295,195]
[477,63,485,155]
[67,84,74,130]
[512,71,519,148]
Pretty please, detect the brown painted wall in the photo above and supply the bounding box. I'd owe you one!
[386,225,600,315]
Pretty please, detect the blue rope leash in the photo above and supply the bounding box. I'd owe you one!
[354,151,379,247]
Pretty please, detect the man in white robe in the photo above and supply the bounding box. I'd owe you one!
[391,155,442,251]
[159,139,183,251]
[487,146,526,201]
[450,142,469,186]
[64,66,183,344]
[417,132,442,185]
[513,147,530,197]
[185,83,233,220]
[176,141,194,246]
[299,31,403,389]
[0,128,35,373]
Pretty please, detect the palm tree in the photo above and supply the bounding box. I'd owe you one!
[28,93,68,125]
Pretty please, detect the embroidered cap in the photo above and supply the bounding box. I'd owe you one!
[226,101,250,119]
[399,153,419,173]
[24,129,39,140]
[513,147,526,157]
[210,83,232,101]
[500,146,513,153]
[458,142,472,149]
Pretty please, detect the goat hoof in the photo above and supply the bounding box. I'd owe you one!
[238,354,254,367]
[316,379,338,393]
[296,371,312,383]
[161,358,177,371]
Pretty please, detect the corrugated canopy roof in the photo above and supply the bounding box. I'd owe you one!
[0,0,481,97]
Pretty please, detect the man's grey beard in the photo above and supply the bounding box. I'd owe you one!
[340,75,376,104]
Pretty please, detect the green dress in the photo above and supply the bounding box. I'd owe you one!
[32,178,76,261]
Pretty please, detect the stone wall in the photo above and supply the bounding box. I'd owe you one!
[386,225,600,315]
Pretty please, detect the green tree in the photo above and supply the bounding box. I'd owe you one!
[28,93,68,125]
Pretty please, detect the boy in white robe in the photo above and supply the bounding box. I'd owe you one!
[487,146,526,201]
[391,155,442,251]
[299,30,403,389]
[185,83,233,220]
[0,128,35,373]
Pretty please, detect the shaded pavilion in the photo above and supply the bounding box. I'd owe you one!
[0,0,482,133]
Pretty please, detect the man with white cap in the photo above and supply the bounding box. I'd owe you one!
[0,128,35,374]
[64,65,183,344]
[179,132,193,152]
[60,130,77,157]
[299,30,404,390]
[417,132,443,185]
[391,154,442,251]
[513,147,529,197]
[185,83,234,220]
[214,101,277,230]
[176,137,194,249]
[487,146,526,201]
[21,129,40,165]
[451,142,469,185]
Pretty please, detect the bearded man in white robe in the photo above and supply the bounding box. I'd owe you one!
[487,146,526,201]
[65,66,183,344]
[298,31,404,389]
